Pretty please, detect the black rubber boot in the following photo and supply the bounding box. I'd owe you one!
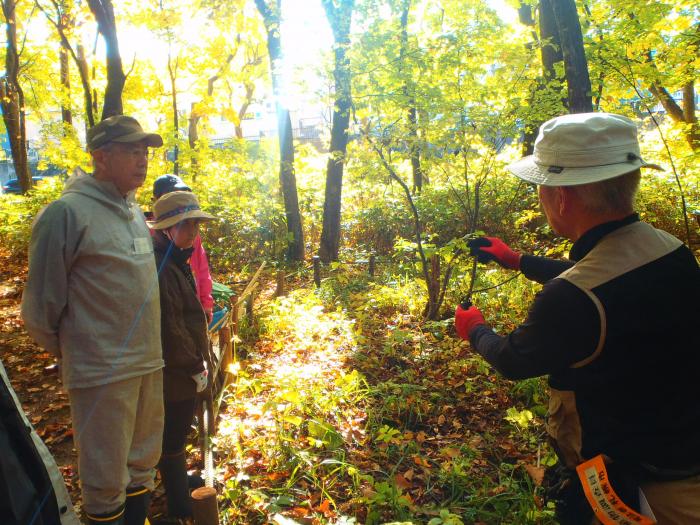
[124,486,151,525]
[85,505,125,525]
[187,472,205,490]
[159,451,193,518]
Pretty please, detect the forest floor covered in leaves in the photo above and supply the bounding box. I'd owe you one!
[1,248,557,524]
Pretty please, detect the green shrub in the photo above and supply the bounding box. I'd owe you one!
[0,177,65,257]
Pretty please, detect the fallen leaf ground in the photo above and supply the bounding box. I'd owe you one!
[206,266,558,524]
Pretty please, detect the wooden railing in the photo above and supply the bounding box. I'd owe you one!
[192,261,266,524]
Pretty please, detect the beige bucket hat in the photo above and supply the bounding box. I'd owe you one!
[507,112,662,186]
[149,191,215,230]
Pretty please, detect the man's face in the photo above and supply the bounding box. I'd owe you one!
[92,141,150,195]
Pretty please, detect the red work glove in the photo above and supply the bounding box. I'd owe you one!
[454,304,486,340]
[468,236,521,270]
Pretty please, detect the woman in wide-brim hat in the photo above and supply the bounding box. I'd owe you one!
[150,190,214,232]
[150,190,215,521]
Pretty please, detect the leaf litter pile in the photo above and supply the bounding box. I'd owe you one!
[1,250,556,524]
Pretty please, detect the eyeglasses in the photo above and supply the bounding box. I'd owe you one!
[109,144,156,160]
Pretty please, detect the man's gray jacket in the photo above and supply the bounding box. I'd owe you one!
[21,171,163,389]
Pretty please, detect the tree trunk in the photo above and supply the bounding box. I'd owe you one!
[520,0,564,154]
[277,106,305,260]
[188,101,199,174]
[399,0,423,193]
[408,105,423,192]
[168,53,179,175]
[87,0,125,119]
[255,0,304,262]
[188,111,200,150]
[235,83,255,139]
[519,3,538,155]
[644,50,698,152]
[90,32,99,120]
[682,82,699,151]
[539,0,563,78]
[36,0,91,128]
[76,44,95,128]
[1,0,30,193]
[649,78,699,151]
[423,255,440,320]
[60,46,72,127]
[319,0,354,262]
[188,52,235,177]
[550,0,592,113]
[234,48,262,139]
[367,134,449,320]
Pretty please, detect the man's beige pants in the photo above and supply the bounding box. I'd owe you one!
[69,370,163,516]
[587,476,700,525]
[642,475,700,524]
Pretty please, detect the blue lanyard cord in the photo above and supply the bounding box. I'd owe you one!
[28,486,53,525]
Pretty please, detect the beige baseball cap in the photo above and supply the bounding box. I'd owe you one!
[87,115,163,152]
[507,112,663,186]
[149,191,215,230]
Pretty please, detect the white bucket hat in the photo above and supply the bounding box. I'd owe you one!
[507,112,663,186]
[149,191,215,230]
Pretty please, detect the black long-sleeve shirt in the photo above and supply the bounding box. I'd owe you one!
[469,214,700,469]
[469,214,697,380]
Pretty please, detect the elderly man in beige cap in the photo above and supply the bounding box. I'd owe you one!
[454,113,700,524]
[22,115,165,525]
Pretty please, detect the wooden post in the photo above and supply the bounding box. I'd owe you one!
[191,486,219,525]
[218,325,231,395]
[219,325,230,366]
[313,255,321,288]
[246,290,255,325]
[275,269,286,297]
[368,254,376,277]
[230,293,239,336]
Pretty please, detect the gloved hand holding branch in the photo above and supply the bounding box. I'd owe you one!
[467,236,521,270]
